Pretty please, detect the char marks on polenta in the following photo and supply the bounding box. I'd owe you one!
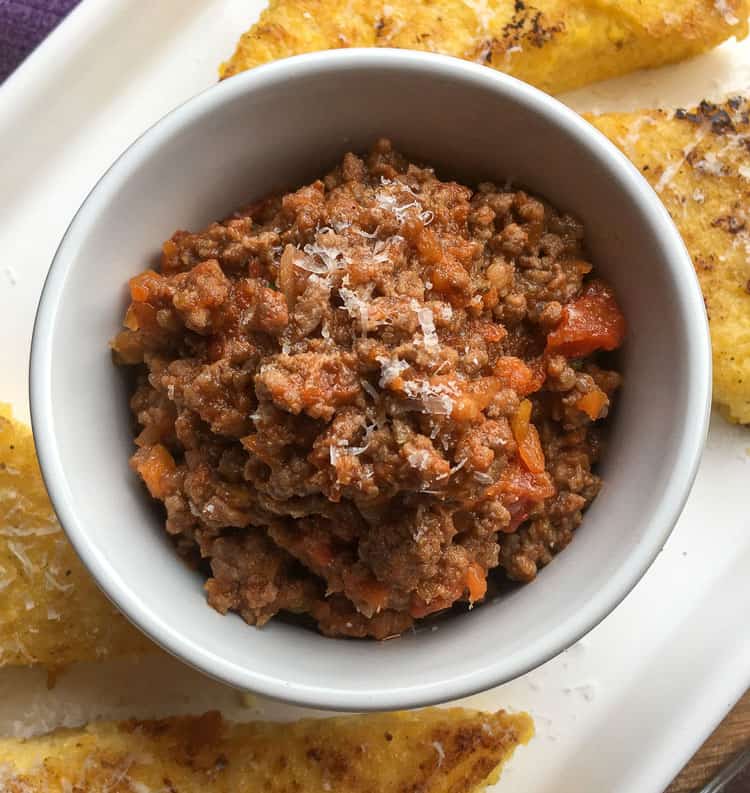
[220,0,748,94]
[0,708,533,793]
[589,98,750,424]
[0,405,153,668]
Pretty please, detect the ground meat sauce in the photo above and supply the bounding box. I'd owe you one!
[112,140,625,639]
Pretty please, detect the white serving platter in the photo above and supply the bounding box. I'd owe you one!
[0,2,748,790]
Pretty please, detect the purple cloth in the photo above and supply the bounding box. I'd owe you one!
[0,0,82,82]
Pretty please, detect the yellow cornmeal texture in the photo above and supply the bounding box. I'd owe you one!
[219,0,748,94]
[0,709,534,793]
[589,98,750,424]
[0,404,153,667]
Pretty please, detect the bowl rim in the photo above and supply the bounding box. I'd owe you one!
[29,47,712,711]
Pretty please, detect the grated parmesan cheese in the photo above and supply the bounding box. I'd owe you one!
[7,541,36,575]
[361,380,380,401]
[437,304,453,321]
[504,44,523,65]
[437,458,467,479]
[44,570,74,593]
[338,285,372,336]
[655,128,707,192]
[11,634,34,663]
[301,228,348,274]
[474,471,495,484]
[330,423,375,466]
[715,0,740,24]
[294,256,330,275]
[694,151,725,177]
[377,177,422,221]
[402,379,457,415]
[376,355,410,387]
[410,301,440,351]
[0,525,59,537]
[620,116,657,153]
[432,740,445,766]
[407,449,433,470]
[331,218,351,233]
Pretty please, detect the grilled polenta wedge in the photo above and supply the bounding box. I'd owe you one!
[0,404,152,667]
[589,98,750,424]
[0,708,533,792]
[220,0,748,94]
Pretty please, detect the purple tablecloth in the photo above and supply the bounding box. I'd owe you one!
[0,0,82,82]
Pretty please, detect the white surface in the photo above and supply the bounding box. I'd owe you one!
[0,0,748,789]
[29,48,710,711]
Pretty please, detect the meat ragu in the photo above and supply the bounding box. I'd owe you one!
[111,139,625,639]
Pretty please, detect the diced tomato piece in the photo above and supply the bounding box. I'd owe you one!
[504,499,531,533]
[488,461,556,506]
[576,388,609,421]
[494,356,545,397]
[546,280,625,358]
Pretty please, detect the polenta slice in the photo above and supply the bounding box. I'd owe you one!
[589,98,750,424]
[220,0,748,95]
[0,708,533,792]
[0,404,153,668]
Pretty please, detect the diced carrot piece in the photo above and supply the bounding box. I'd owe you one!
[482,286,499,310]
[494,356,544,397]
[519,424,546,474]
[465,563,487,604]
[409,594,454,619]
[123,301,160,333]
[359,577,390,614]
[123,304,140,332]
[546,280,626,358]
[129,270,161,303]
[475,321,507,344]
[511,400,546,474]
[132,444,176,500]
[160,239,179,269]
[570,258,593,276]
[576,388,609,421]
[452,377,501,422]
[511,398,532,442]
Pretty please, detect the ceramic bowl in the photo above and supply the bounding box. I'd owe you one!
[30,49,711,710]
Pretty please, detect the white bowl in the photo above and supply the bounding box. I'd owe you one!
[30,49,711,711]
